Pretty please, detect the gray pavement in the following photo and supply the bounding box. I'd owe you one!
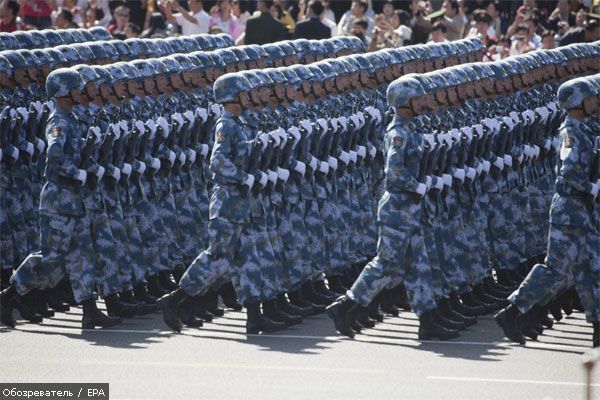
[1,305,598,400]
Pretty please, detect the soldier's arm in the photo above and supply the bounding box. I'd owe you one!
[209,118,246,184]
[559,128,594,194]
[45,119,80,180]
[385,129,421,193]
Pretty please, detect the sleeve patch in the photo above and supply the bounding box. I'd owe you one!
[216,131,226,143]
[393,136,403,147]
[50,127,61,138]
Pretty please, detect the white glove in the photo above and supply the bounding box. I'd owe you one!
[178,152,186,165]
[242,173,255,189]
[25,141,34,156]
[35,138,46,153]
[46,102,55,113]
[319,161,329,174]
[293,161,306,177]
[423,134,435,147]
[277,167,290,182]
[442,174,452,187]
[95,165,105,180]
[532,145,540,158]
[356,111,366,126]
[76,169,87,184]
[453,168,465,183]
[476,163,483,176]
[338,116,347,130]
[339,151,350,165]
[146,120,157,137]
[536,106,549,123]
[31,101,43,117]
[502,116,514,130]
[135,161,146,175]
[151,157,161,170]
[552,137,560,151]
[316,118,328,131]
[267,170,278,184]
[16,107,28,121]
[210,103,222,117]
[368,145,376,159]
[473,124,484,136]
[466,167,476,180]
[274,128,287,145]
[443,133,453,147]
[186,149,196,164]
[258,132,269,147]
[330,118,338,131]
[348,150,357,163]
[299,119,312,134]
[121,163,132,178]
[591,182,599,200]
[503,155,513,168]
[111,167,121,181]
[172,112,184,129]
[309,155,318,172]
[1,106,11,119]
[183,110,195,124]
[134,120,146,134]
[449,128,461,142]
[350,114,360,128]
[327,156,338,171]
[108,123,120,139]
[119,120,128,134]
[493,157,504,170]
[167,150,176,167]
[199,144,209,158]
[357,145,366,159]
[424,176,432,190]
[433,177,444,191]
[196,108,208,122]
[257,171,268,188]
[461,127,473,141]
[544,139,552,151]
[156,117,169,137]
[90,126,102,144]
[10,146,19,160]
[288,127,300,142]
[269,131,281,147]
[517,152,524,164]
[482,160,491,173]
[415,182,427,197]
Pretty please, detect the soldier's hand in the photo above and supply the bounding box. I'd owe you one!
[75,169,87,185]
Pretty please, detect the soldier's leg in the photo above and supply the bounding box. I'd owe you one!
[570,231,600,323]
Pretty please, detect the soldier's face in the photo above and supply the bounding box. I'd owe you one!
[423,60,434,72]
[236,62,247,71]
[256,60,267,68]
[434,59,444,70]
[583,96,599,117]
[403,62,415,74]
[285,85,296,101]
[260,87,271,102]
[14,69,29,86]
[26,66,38,82]
[434,89,448,106]
[305,55,315,64]
[359,71,369,86]
[225,64,236,74]
[127,80,142,97]
[156,75,169,92]
[312,81,323,97]
[274,84,285,100]
[334,77,345,92]
[249,88,261,105]
[247,61,258,69]
[482,79,494,95]
[391,64,402,78]
[447,87,459,105]
[446,56,458,67]
[143,77,155,94]
[0,72,12,88]
[323,78,334,94]
[238,92,253,110]
[410,95,429,114]
[69,88,80,103]
[301,81,311,95]
[85,82,100,101]
[273,59,283,68]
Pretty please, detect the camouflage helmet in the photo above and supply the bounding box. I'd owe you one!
[277,67,301,87]
[110,40,133,60]
[253,69,273,86]
[164,37,186,54]
[45,48,68,67]
[213,73,251,102]
[314,61,336,80]
[98,41,119,62]
[69,29,87,43]
[211,34,228,49]
[215,33,234,47]
[55,44,82,64]
[240,70,263,89]
[264,68,287,85]
[131,59,156,79]
[46,68,84,98]
[289,64,314,81]
[77,28,95,42]
[13,31,34,48]
[230,47,250,62]
[73,64,100,85]
[191,34,212,50]
[55,29,75,44]
[1,50,26,69]
[160,56,183,74]
[40,29,62,47]
[31,49,54,67]
[89,26,112,41]
[557,77,597,110]
[15,49,40,68]
[72,43,95,63]
[172,54,194,71]
[91,65,112,85]
[179,36,199,53]
[0,54,13,75]
[387,76,426,108]
[87,42,109,61]
[29,30,46,48]
[105,63,128,82]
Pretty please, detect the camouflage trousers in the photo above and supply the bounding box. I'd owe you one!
[105,203,135,292]
[10,211,95,303]
[86,208,121,298]
[526,180,550,256]
[173,183,201,264]
[488,191,521,271]
[509,224,600,322]
[355,169,377,260]
[132,196,170,276]
[122,210,147,287]
[348,223,437,317]
[156,192,186,270]
[4,186,31,266]
[1,205,14,270]
[318,197,346,276]
[179,218,243,298]
[275,201,309,292]
[422,199,450,299]
[303,198,328,279]
[460,198,491,285]
[231,222,264,305]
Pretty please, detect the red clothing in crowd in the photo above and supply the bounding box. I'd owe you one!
[21,0,52,18]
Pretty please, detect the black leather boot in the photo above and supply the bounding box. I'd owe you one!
[356,305,376,328]
[147,274,169,298]
[288,289,324,314]
[178,297,203,328]
[192,294,213,322]
[301,282,331,306]
[461,291,496,314]
[393,284,411,311]
[341,270,356,288]
[121,290,158,314]
[496,269,518,288]
[326,275,348,296]
[245,302,285,334]
[33,290,55,318]
[438,298,476,327]
[325,295,358,338]
[368,294,384,322]
[276,294,312,317]
[134,284,158,305]
[104,293,138,318]
[380,288,400,316]
[262,299,302,326]
[206,290,224,317]
[218,282,243,311]
[81,299,122,329]
[0,285,17,328]
[0,268,12,289]
[561,289,575,315]
[159,271,178,291]
[418,310,460,340]
[593,322,599,348]
[494,304,526,345]
[14,291,43,323]
[449,293,483,317]
[433,308,467,331]
[547,297,563,322]
[158,288,189,332]
[45,286,70,312]
[312,280,338,302]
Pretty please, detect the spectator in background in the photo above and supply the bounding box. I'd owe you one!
[21,0,53,29]
[209,0,241,39]
[547,0,576,32]
[54,8,77,28]
[522,15,541,49]
[83,5,103,28]
[441,0,464,41]
[0,0,24,32]
[408,0,432,44]
[485,1,501,39]
[322,0,335,23]
[510,24,533,55]
[270,1,295,34]
[297,0,336,35]
[541,29,555,49]
[162,0,210,35]
[231,0,250,33]
[575,9,587,27]
[559,18,599,45]
[338,0,372,38]
[125,21,140,38]
[381,0,395,26]
[141,11,168,38]
[294,0,330,39]
[428,20,447,43]
[53,0,87,26]
[245,0,288,44]
[393,9,412,45]
[107,5,129,38]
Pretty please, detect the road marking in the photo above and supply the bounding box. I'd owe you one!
[426,376,599,387]
[81,360,383,374]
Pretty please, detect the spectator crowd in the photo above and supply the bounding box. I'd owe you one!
[0,0,598,57]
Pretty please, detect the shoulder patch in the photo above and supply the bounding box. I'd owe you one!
[564,136,574,148]
[50,127,61,138]
[393,136,403,147]
[216,131,226,143]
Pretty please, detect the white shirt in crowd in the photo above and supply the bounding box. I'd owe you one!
[175,9,210,35]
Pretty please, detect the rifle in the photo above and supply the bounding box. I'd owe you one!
[314,121,333,186]
[121,129,140,188]
[255,135,275,196]
[79,130,97,190]
[98,129,115,189]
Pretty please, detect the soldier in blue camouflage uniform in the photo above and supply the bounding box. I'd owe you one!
[1,68,122,329]
[495,77,600,347]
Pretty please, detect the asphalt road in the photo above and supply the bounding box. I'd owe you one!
[1,305,598,400]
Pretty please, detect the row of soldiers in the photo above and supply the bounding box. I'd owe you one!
[496,74,600,347]
[325,46,600,343]
[0,35,486,333]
